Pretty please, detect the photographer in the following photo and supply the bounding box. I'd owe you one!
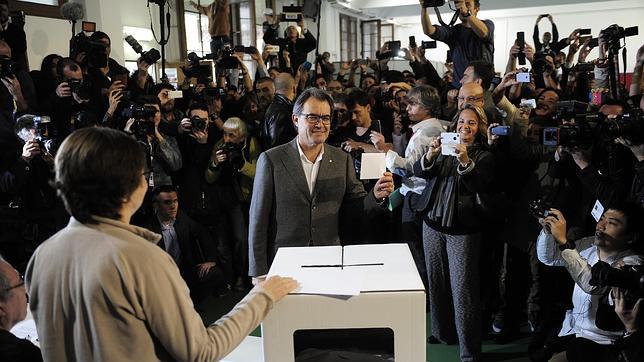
[190,0,230,58]
[533,15,559,54]
[318,51,335,83]
[420,0,494,87]
[263,17,316,75]
[49,58,102,139]
[261,73,297,150]
[206,117,260,291]
[536,204,644,361]
[156,84,185,138]
[0,40,35,119]
[0,0,27,71]
[125,97,182,188]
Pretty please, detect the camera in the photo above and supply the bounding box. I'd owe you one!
[600,24,639,50]
[33,116,59,156]
[532,52,554,74]
[377,41,402,60]
[600,108,644,145]
[122,104,158,120]
[67,79,92,100]
[217,45,241,69]
[182,52,214,84]
[421,40,437,49]
[190,116,207,132]
[233,45,258,55]
[219,142,244,168]
[590,261,644,331]
[422,0,446,7]
[0,55,17,78]
[70,32,108,68]
[529,199,551,219]
[125,35,161,65]
[280,5,303,22]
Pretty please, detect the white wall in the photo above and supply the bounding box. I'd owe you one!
[393,0,644,74]
[24,0,183,73]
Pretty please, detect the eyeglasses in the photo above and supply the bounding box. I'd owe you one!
[299,113,332,125]
[3,274,24,293]
[457,95,484,102]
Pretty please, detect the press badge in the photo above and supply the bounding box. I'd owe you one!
[591,200,604,222]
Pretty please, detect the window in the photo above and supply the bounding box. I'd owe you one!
[361,21,393,60]
[339,14,357,62]
[184,11,211,57]
[9,0,68,19]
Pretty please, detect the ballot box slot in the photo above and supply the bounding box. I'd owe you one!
[293,328,395,361]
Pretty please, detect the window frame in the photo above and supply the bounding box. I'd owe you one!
[339,13,358,63]
[8,0,68,20]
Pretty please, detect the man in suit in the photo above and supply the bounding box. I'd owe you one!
[143,185,227,302]
[249,88,395,282]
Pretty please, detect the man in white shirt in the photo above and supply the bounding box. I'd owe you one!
[537,203,644,361]
[249,88,394,282]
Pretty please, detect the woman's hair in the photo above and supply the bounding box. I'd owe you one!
[40,54,63,78]
[54,127,146,223]
[453,104,489,143]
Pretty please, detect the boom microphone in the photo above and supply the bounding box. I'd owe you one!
[60,2,84,22]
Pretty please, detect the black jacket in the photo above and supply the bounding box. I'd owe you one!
[263,27,316,74]
[142,211,220,273]
[261,94,296,151]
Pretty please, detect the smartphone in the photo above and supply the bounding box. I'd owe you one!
[520,98,537,109]
[372,119,382,134]
[409,35,417,49]
[516,72,531,83]
[168,90,183,99]
[517,32,526,65]
[302,61,312,71]
[420,40,437,49]
[490,125,510,136]
[579,28,592,35]
[579,35,592,44]
[490,76,502,90]
[440,132,460,156]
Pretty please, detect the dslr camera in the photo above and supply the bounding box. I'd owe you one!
[190,116,207,132]
[600,24,639,50]
[122,104,158,140]
[182,52,214,84]
[67,79,92,100]
[33,116,59,156]
[529,199,551,219]
[125,35,161,65]
[600,108,644,145]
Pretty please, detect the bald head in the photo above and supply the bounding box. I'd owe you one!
[457,83,485,109]
[274,72,296,99]
[0,40,11,58]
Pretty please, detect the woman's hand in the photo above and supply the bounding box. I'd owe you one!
[454,143,471,167]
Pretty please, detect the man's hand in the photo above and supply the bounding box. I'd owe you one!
[341,139,364,153]
[373,172,394,200]
[178,118,192,135]
[106,80,124,97]
[214,149,228,165]
[578,39,592,64]
[196,262,216,279]
[1,75,24,100]
[370,131,387,152]
[107,89,123,115]
[22,140,41,162]
[447,89,459,105]
[55,82,71,98]
[257,276,299,302]
[190,129,209,144]
[570,147,591,170]
[544,208,568,245]
[496,70,520,94]
[393,115,403,136]
[613,288,641,333]
[137,58,150,74]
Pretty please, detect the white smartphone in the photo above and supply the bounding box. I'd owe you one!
[520,98,537,109]
[168,90,183,99]
[441,132,461,156]
[516,72,531,83]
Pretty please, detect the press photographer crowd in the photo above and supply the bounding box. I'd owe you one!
[0,0,643,360]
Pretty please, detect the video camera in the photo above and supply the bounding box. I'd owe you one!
[539,101,596,147]
[600,24,639,50]
[218,45,241,69]
[122,103,158,141]
[280,5,303,22]
[125,35,161,65]
[182,52,215,84]
[0,55,18,78]
[600,108,644,145]
[70,32,109,68]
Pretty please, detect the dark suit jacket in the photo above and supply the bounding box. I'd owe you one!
[248,138,384,276]
[143,211,219,272]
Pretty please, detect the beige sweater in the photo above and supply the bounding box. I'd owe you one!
[25,216,274,362]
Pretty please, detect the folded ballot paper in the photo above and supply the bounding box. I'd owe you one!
[266,244,424,297]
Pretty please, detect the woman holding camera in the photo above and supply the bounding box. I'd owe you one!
[413,103,494,362]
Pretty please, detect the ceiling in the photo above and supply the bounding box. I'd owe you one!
[344,0,625,20]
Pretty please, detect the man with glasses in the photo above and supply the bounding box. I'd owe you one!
[249,88,395,283]
[0,257,41,361]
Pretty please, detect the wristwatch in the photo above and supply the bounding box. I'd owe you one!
[558,240,576,251]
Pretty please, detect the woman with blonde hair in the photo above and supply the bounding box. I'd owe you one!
[413,103,494,362]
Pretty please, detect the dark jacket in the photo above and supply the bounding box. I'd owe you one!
[261,94,296,151]
[412,145,495,234]
[0,329,42,362]
[263,27,316,74]
[142,211,220,273]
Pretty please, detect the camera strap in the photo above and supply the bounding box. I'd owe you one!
[434,7,460,27]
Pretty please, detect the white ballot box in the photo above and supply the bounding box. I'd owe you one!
[263,243,426,362]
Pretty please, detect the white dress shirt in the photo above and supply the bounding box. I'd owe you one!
[296,137,325,194]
